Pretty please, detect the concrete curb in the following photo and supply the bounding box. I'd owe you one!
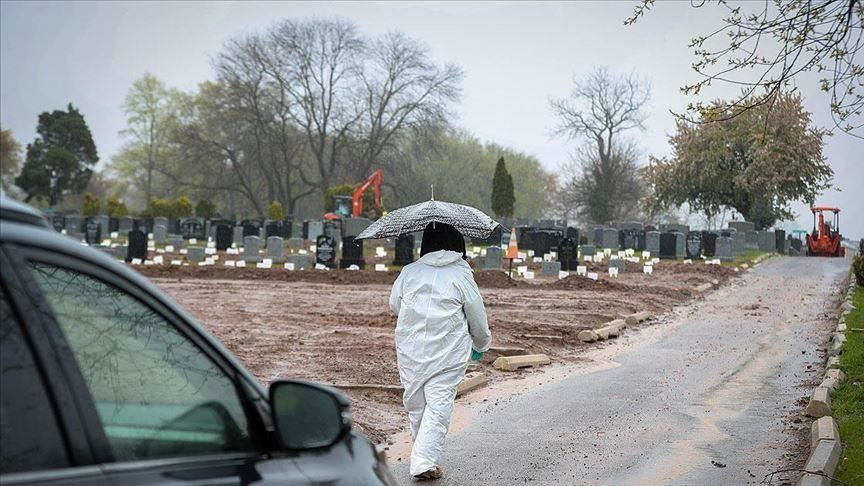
[797,273,855,485]
[492,354,551,371]
[456,372,489,396]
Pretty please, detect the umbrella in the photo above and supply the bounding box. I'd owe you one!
[355,199,499,240]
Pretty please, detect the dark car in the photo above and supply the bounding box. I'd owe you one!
[0,198,397,485]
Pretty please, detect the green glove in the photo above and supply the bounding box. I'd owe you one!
[470,349,484,361]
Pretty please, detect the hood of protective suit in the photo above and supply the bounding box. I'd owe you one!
[418,249,466,267]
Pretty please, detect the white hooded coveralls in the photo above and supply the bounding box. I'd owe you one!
[389,250,491,476]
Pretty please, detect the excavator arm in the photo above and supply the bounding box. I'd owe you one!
[352,170,383,218]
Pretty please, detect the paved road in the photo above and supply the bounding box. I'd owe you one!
[390,256,849,485]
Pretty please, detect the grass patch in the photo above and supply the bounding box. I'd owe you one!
[720,249,765,268]
[833,284,864,483]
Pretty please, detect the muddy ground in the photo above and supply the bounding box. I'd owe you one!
[139,260,736,444]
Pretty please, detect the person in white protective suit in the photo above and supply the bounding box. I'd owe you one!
[389,222,492,480]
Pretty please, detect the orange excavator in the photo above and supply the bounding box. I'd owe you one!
[324,170,384,220]
[806,206,845,257]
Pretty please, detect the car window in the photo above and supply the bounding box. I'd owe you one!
[0,285,70,473]
[27,263,254,462]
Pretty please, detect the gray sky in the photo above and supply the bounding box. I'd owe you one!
[1,1,861,238]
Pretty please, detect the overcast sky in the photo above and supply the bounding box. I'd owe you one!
[1,1,861,238]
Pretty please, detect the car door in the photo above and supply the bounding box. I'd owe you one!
[3,245,312,485]
[0,257,105,485]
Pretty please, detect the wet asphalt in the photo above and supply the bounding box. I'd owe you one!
[389,255,849,485]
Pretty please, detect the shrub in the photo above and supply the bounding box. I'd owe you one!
[105,196,128,217]
[149,198,171,218]
[170,196,193,219]
[268,201,284,220]
[195,199,216,219]
[82,192,100,217]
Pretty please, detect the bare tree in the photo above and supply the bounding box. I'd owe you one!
[626,0,864,137]
[550,67,651,224]
[262,18,366,193]
[353,31,463,181]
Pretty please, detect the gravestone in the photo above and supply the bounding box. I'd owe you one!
[64,214,82,233]
[619,229,641,250]
[557,238,579,271]
[675,232,686,258]
[49,214,64,232]
[715,236,733,262]
[324,220,342,247]
[181,218,206,240]
[307,221,324,242]
[616,221,643,231]
[282,216,294,238]
[483,246,503,270]
[394,234,415,266]
[292,223,303,241]
[581,244,596,258]
[757,230,775,252]
[85,218,102,245]
[139,217,154,234]
[153,217,169,231]
[168,236,184,251]
[265,220,283,239]
[288,254,311,270]
[344,217,373,237]
[686,232,702,259]
[187,247,205,263]
[728,221,755,233]
[126,230,147,262]
[472,225,503,247]
[242,221,260,237]
[542,261,561,276]
[609,258,626,273]
[243,236,262,263]
[108,217,119,233]
[233,226,244,247]
[316,235,337,268]
[601,228,619,250]
[215,224,232,251]
[266,236,285,263]
[659,232,678,259]
[646,231,661,256]
[660,223,689,234]
[701,231,718,257]
[565,227,579,241]
[745,231,759,250]
[520,228,564,257]
[118,217,134,233]
[775,230,786,253]
[732,231,746,255]
[287,237,304,251]
[113,245,127,261]
[339,236,364,269]
[153,224,168,245]
[592,227,604,246]
[92,215,109,237]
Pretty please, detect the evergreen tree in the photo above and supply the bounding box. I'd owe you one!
[491,157,515,218]
[16,104,98,205]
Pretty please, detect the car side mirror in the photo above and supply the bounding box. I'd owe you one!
[269,380,352,450]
